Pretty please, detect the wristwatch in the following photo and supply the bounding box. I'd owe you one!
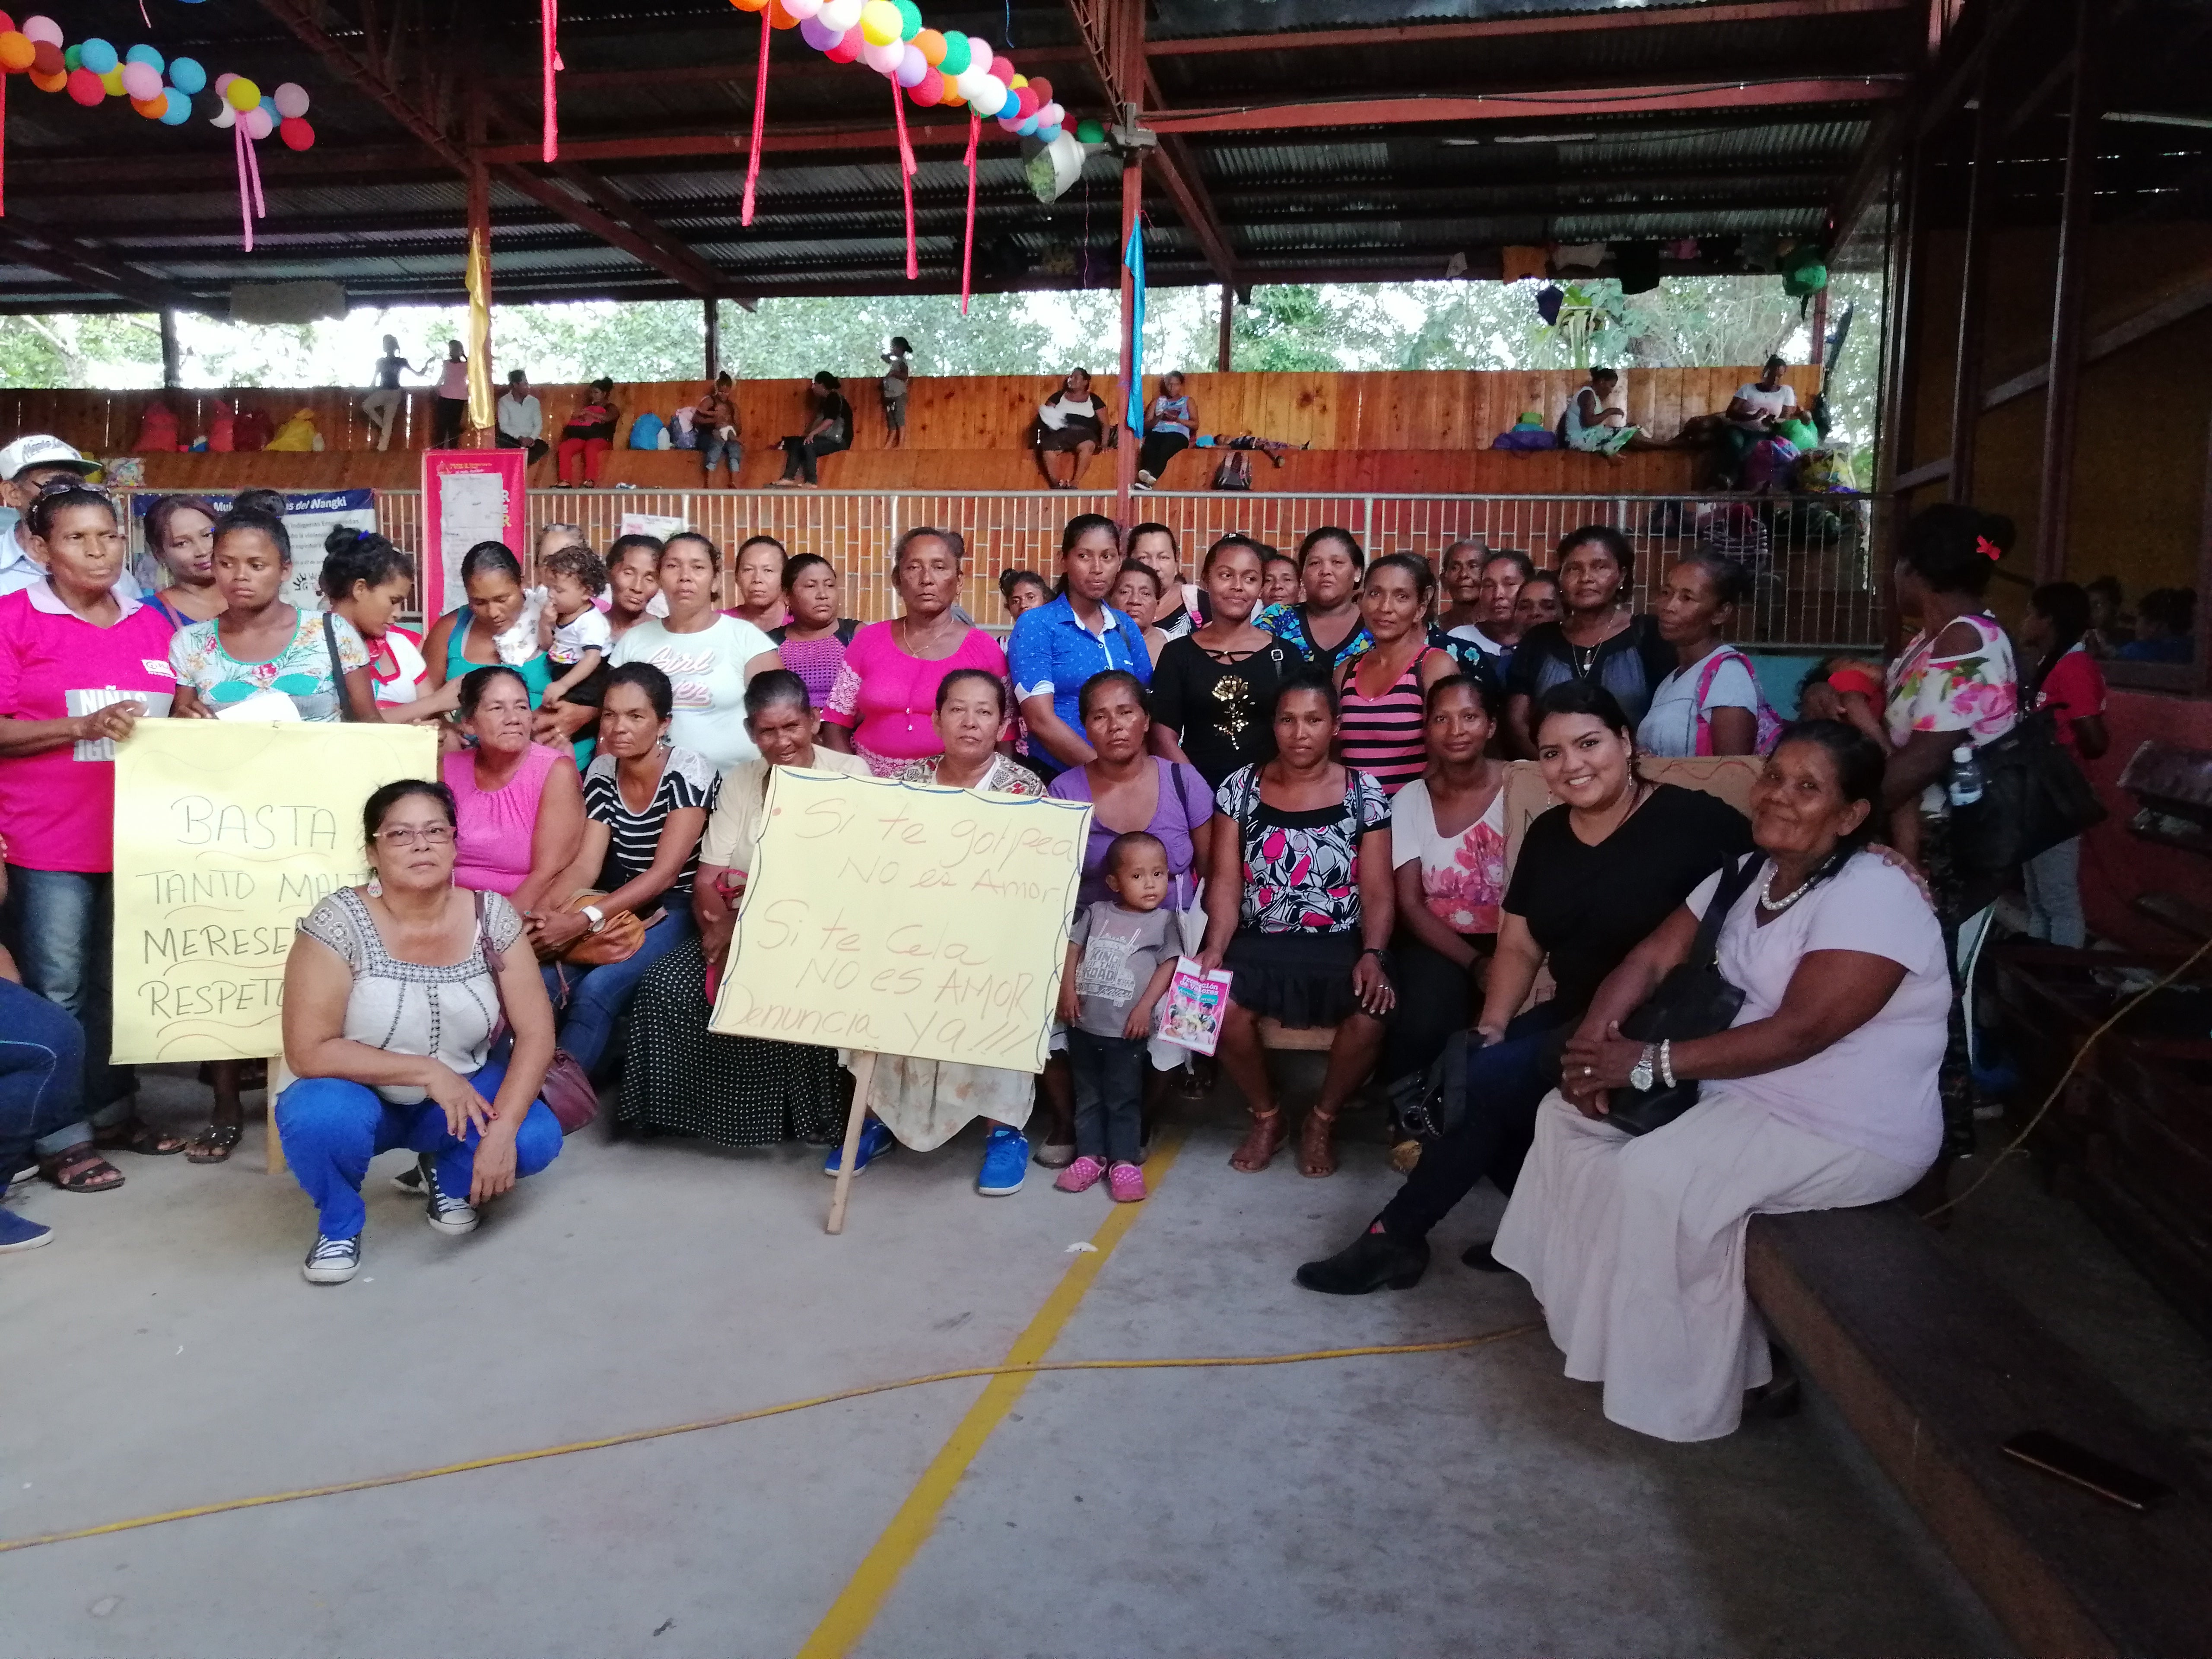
[582,903,607,935]
[1628,1042,1659,1093]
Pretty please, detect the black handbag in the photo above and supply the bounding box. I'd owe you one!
[1605,851,1766,1137]
[1948,706,2106,881]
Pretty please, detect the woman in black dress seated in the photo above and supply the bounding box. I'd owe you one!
[1503,525,1674,757]
[1296,680,1751,1294]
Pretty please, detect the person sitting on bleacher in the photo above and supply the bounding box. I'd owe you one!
[1502,720,1946,1441]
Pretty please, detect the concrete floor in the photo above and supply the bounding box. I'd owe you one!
[2,1064,2051,1658]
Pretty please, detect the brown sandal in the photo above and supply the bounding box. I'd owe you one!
[1229,1108,1286,1173]
[41,1146,125,1192]
[1297,1109,1339,1179]
[94,1117,188,1157]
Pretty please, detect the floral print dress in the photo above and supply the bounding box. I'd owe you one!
[1884,613,2018,814]
[1216,763,1392,934]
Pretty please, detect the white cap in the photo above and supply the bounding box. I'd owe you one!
[0,435,95,482]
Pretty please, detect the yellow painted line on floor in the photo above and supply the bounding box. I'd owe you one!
[794,1127,1189,1659]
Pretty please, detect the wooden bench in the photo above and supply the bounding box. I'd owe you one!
[1745,1203,2212,1658]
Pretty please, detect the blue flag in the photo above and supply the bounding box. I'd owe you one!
[1123,222,1145,433]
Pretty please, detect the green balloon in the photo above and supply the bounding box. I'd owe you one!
[63,43,81,70]
[895,0,922,40]
[939,30,970,76]
[1075,118,1106,145]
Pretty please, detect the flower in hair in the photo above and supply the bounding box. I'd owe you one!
[1976,535,2002,561]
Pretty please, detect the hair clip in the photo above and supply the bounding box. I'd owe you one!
[1976,535,2002,561]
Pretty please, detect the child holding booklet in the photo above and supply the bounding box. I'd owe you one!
[1056,831,1180,1201]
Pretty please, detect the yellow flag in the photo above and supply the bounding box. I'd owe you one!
[110,721,439,1064]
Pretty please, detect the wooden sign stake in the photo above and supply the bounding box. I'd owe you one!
[825,1051,879,1235]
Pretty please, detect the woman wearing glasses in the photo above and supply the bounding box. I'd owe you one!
[276,778,564,1285]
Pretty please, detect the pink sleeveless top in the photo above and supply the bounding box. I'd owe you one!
[444,743,565,896]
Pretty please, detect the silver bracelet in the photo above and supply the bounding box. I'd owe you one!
[1658,1039,1675,1090]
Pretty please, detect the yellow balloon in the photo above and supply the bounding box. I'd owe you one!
[858,0,902,46]
[1009,73,1027,89]
[226,76,262,111]
[100,66,126,95]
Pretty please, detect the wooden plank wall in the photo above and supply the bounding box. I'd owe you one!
[3,366,1816,464]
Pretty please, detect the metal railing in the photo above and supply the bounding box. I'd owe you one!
[121,486,1883,650]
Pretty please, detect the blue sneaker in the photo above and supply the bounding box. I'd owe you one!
[823,1117,895,1178]
[977,1126,1030,1196]
[0,1206,54,1253]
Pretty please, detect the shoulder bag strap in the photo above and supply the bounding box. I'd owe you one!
[323,612,357,723]
[473,890,515,1040]
[1690,852,1764,969]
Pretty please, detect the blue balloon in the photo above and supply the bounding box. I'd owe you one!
[126,44,166,73]
[260,96,278,122]
[79,38,120,75]
[159,89,192,125]
[168,57,207,94]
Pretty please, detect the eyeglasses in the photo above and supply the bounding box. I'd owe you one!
[376,824,456,848]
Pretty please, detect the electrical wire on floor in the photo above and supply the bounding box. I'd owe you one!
[0,1322,1542,1557]
[1926,931,2212,1220]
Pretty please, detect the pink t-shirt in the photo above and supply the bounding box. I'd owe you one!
[0,584,178,872]
[443,742,569,896]
[822,621,1011,775]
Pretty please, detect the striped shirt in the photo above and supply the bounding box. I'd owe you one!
[581,745,719,901]
[1338,646,1435,798]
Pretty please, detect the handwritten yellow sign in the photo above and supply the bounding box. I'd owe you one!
[709,768,1090,1072]
[110,721,440,1063]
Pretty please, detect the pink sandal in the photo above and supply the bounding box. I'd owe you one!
[1055,1156,1106,1193]
[1107,1162,1146,1203]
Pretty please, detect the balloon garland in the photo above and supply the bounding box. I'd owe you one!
[0,11,313,244]
[725,0,1070,307]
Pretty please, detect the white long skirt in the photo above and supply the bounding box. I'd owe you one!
[1492,1090,1926,1442]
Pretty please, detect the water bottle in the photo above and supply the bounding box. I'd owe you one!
[1947,743,1984,810]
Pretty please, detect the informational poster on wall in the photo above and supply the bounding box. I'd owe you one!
[709,769,1090,1072]
[109,721,439,1064]
[130,489,377,610]
[617,511,688,543]
[422,449,527,618]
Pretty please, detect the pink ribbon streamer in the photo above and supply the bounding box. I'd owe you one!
[541,0,558,162]
[234,118,267,252]
[742,11,769,226]
[961,113,980,315]
[892,78,918,281]
[2,73,9,220]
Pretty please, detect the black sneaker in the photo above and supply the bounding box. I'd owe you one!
[302,1232,362,1284]
[1295,1228,1430,1294]
[417,1154,478,1236]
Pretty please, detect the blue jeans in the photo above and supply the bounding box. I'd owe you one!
[544,908,693,1077]
[2,865,132,1154]
[2023,836,2086,949]
[1378,1002,1570,1240]
[275,1060,563,1238]
[1067,1027,1145,1164]
[0,979,86,1175]
[700,431,741,477]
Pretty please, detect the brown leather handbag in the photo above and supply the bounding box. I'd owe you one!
[540,890,646,966]
[474,893,598,1135]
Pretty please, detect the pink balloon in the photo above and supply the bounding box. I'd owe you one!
[861,35,903,73]
[243,106,274,140]
[21,14,62,47]
[214,71,237,96]
[272,81,310,119]
[119,61,162,100]
[895,43,928,86]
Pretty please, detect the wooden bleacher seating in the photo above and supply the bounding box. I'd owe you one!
[1745,1203,2212,1658]
[1,366,1817,499]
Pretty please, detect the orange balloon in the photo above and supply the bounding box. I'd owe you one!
[730,0,770,8]
[913,28,945,66]
[766,0,801,26]
[0,31,35,73]
[938,74,966,106]
[131,94,165,117]
[30,66,64,92]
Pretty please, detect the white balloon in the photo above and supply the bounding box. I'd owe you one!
[820,0,864,29]
[210,101,237,128]
[782,0,823,16]
[971,74,1008,118]
[861,36,903,73]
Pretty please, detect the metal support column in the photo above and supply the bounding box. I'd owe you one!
[2034,0,2096,581]
[1116,156,1141,524]
[1947,62,1997,502]
[158,310,181,390]
[704,296,721,380]
[1217,283,1234,372]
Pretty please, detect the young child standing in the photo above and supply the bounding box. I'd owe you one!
[538,543,612,711]
[1056,831,1181,1201]
[879,335,912,448]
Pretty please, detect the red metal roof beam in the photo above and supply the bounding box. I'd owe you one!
[1147,0,1914,56]
[1145,79,1905,136]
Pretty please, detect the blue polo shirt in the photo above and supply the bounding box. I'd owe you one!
[1007,593,1152,776]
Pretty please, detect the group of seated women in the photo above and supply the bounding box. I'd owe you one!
[2,496,1965,1451]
